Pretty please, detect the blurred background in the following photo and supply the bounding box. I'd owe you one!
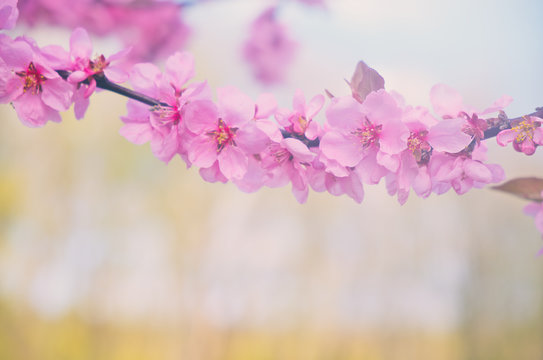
[1,0,543,359]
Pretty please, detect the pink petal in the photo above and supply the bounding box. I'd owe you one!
[305,94,325,119]
[524,203,542,217]
[129,63,161,94]
[534,128,543,145]
[217,86,254,127]
[70,27,93,60]
[41,78,73,111]
[183,100,218,134]
[119,123,153,145]
[13,92,58,127]
[68,70,88,83]
[464,159,492,183]
[376,151,400,172]
[104,66,128,83]
[480,95,513,115]
[427,118,472,152]
[379,119,408,154]
[292,89,306,114]
[430,84,463,118]
[255,93,277,119]
[236,122,269,154]
[305,120,320,140]
[282,138,315,163]
[73,87,90,119]
[218,145,248,180]
[496,129,516,146]
[188,136,217,168]
[164,51,194,88]
[320,131,364,167]
[1,39,32,69]
[325,96,363,130]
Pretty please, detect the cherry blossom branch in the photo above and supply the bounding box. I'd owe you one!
[56,70,166,107]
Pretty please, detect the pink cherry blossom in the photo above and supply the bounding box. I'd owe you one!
[275,89,324,140]
[184,87,270,180]
[120,51,211,164]
[429,144,504,195]
[243,6,297,84]
[0,0,18,30]
[41,27,129,119]
[430,83,513,143]
[259,137,316,203]
[0,35,73,127]
[496,116,543,155]
[320,90,408,184]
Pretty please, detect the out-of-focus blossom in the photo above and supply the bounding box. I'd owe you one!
[243,6,297,84]
[0,0,18,30]
[17,0,190,62]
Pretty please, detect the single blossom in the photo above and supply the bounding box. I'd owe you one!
[41,27,130,119]
[0,0,18,30]
[496,116,543,155]
[275,89,324,140]
[430,83,513,143]
[0,35,73,127]
[183,86,269,180]
[320,90,409,185]
[243,6,297,84]
[120,51,211,164]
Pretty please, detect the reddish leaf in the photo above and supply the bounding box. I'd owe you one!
[348,60,385,103]
[492,177,543,201]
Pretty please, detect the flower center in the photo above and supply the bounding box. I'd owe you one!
[151,105,181,127]
[512,118,536,143]
[207,118,237,152]
[16,62,46,94]
[407,130,431,164]
[352,119,382,148]
[89,55,109,74]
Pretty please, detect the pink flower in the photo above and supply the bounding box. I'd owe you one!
[308,155,364,203]
[0,36,73,127]
[386,103,472,204]
[275,89,324,140]
[429,144,504,195]
[0,0,18,30]
[243,6,297,84]
[260,137,316,203]
[320,90,408,184]
[430,83,513,143]
[523,193,543,255]
[497,116,543,155]
[120,51,211,164]
[42,27,129,119]
[184,87,269,180]
[17,0,190,63]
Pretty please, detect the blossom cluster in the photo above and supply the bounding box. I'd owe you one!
[2,0,543,247]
